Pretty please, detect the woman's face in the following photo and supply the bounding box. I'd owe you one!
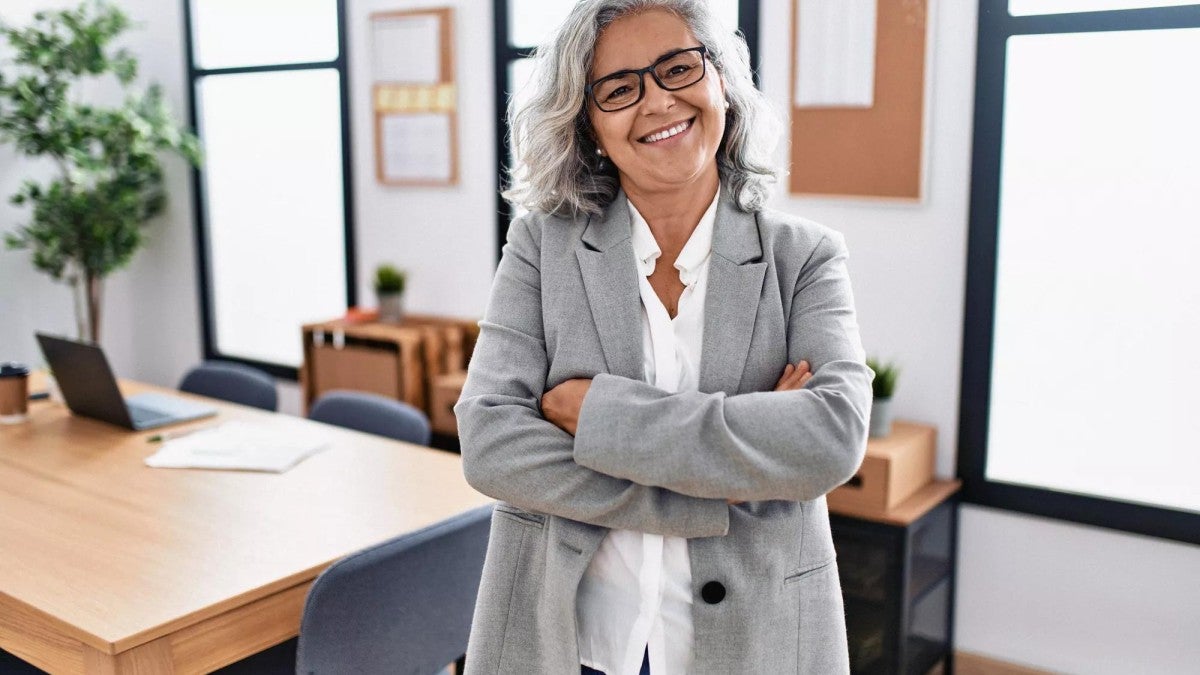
[587,9,726,196]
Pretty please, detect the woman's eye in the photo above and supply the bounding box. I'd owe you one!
[668,64,692,76]
[605,85,632,101]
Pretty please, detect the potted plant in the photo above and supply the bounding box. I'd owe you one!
[866,357,900,438]
[0,1,202,343]
[374,264,407,323]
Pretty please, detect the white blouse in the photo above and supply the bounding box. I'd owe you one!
[575,189,719,675]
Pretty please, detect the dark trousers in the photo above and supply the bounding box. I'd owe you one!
[581,648,650,675]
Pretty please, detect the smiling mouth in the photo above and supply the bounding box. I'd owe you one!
[638,118,694,144]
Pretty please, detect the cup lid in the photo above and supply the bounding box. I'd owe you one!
[0,362,30,378]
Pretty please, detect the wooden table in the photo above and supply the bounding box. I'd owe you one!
[0,380,491,674]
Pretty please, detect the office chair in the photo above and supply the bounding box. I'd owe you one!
[307,390,431,445]
[178,361,278,411]
[294,503,494,675]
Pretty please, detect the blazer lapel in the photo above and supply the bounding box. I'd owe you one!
[576,195,644,381]
[700,190,767,395]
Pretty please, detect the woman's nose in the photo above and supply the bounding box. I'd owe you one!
[639,74,677,113]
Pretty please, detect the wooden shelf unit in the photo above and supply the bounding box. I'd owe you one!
[299,315,478,425]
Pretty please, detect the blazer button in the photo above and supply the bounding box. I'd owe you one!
[700,581,726,605]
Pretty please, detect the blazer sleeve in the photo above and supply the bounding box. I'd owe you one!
[572,232,872,503]
[455,214,730,538]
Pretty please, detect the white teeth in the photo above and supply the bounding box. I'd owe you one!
[642,119,691,143]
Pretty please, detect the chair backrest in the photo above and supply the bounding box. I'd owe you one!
[307,390,431,445]
[178,361,277,411]
[295,504,494,675]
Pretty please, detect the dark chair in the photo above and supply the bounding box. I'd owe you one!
[307,390,431,445]
[178,361,277,411]
[294,504,494,675]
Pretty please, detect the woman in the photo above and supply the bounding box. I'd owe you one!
[455,1,872,673]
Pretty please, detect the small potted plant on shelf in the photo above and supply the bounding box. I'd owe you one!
[374,264,407,323]
[866,357,899,438]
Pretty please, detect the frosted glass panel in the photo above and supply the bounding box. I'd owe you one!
[198,70,347,367]
[192,0,338,69]
[989,29,1200,513]
[1009,0,1199,15]
[509,0,740,48]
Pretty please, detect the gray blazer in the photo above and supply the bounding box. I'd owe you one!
[456,187,872,674]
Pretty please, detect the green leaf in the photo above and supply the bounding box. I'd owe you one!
[0,0,201,286]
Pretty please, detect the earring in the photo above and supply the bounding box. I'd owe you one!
[596,147,606,157]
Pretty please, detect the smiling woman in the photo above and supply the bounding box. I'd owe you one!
[586,12,725,212]
[457,1,874,673]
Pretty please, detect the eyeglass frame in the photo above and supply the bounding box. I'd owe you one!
[585,45,709,113]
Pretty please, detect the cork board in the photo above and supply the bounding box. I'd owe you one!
[789,0,929,200]
[371,7,459,186]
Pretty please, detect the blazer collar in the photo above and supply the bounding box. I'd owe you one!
[577,184,766,393]
[581,190,631,252]
[580,183,761,262]
[710,183,762,265]
[699,186,766,394]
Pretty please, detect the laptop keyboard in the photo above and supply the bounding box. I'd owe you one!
[129,404,170,426]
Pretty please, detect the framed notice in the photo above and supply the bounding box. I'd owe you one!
[370,8,458,186]
[789,0,932,200]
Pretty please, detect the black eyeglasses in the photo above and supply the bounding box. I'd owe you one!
[586,46,708,113]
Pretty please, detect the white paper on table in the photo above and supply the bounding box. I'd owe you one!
[372,14,441,83]
[144,421,329,473]
[380,112,453,182]
[794,0,877,108]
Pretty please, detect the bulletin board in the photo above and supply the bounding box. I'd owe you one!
[789,0,930,200]
[370,7,459,186]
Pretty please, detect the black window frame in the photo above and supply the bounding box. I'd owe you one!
[181,0,358,380]
[960,0,1200,545]
[491,0,761,259]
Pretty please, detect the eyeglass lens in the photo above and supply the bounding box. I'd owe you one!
[592,49,705,112]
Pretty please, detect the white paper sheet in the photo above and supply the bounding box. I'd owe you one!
[144,421,328,473]
[794,0,877,108]
[380,112,453,182]
[372,14,441,83]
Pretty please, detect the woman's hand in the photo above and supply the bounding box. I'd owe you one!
[541,378,592,436]
[774,360,813,391]
[546,364,810,500]
[727,360,813,504]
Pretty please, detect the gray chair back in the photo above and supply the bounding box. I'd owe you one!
[179,361,277,411]
[307,390,431,445]
[295,504,494,675]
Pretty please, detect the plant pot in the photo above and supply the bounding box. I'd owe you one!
[869,396,893,438]
[377,292,405,323]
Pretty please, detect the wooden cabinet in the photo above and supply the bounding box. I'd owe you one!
[830,480,961,675]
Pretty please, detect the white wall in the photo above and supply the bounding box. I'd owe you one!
[348,0,497,319]
[3,1,1197,672]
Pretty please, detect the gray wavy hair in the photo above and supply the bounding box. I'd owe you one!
[503,0,781,218]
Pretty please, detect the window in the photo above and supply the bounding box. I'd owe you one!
[961,0,1200,544]
[491,0,760,255]
[183,0,356,377]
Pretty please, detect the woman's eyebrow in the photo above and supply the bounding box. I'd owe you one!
[594,45,701,79]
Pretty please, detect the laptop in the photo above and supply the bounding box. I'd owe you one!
[36,333,217,431]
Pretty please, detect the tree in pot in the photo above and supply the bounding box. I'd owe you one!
[374,264,407,323]
[866,357,900,438]
[0,0,201,343]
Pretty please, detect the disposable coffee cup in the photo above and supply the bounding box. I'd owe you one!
[0,362,31,424]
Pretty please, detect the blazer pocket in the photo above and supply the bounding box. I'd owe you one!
[495,504,546,529]
[783,558,835,586]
